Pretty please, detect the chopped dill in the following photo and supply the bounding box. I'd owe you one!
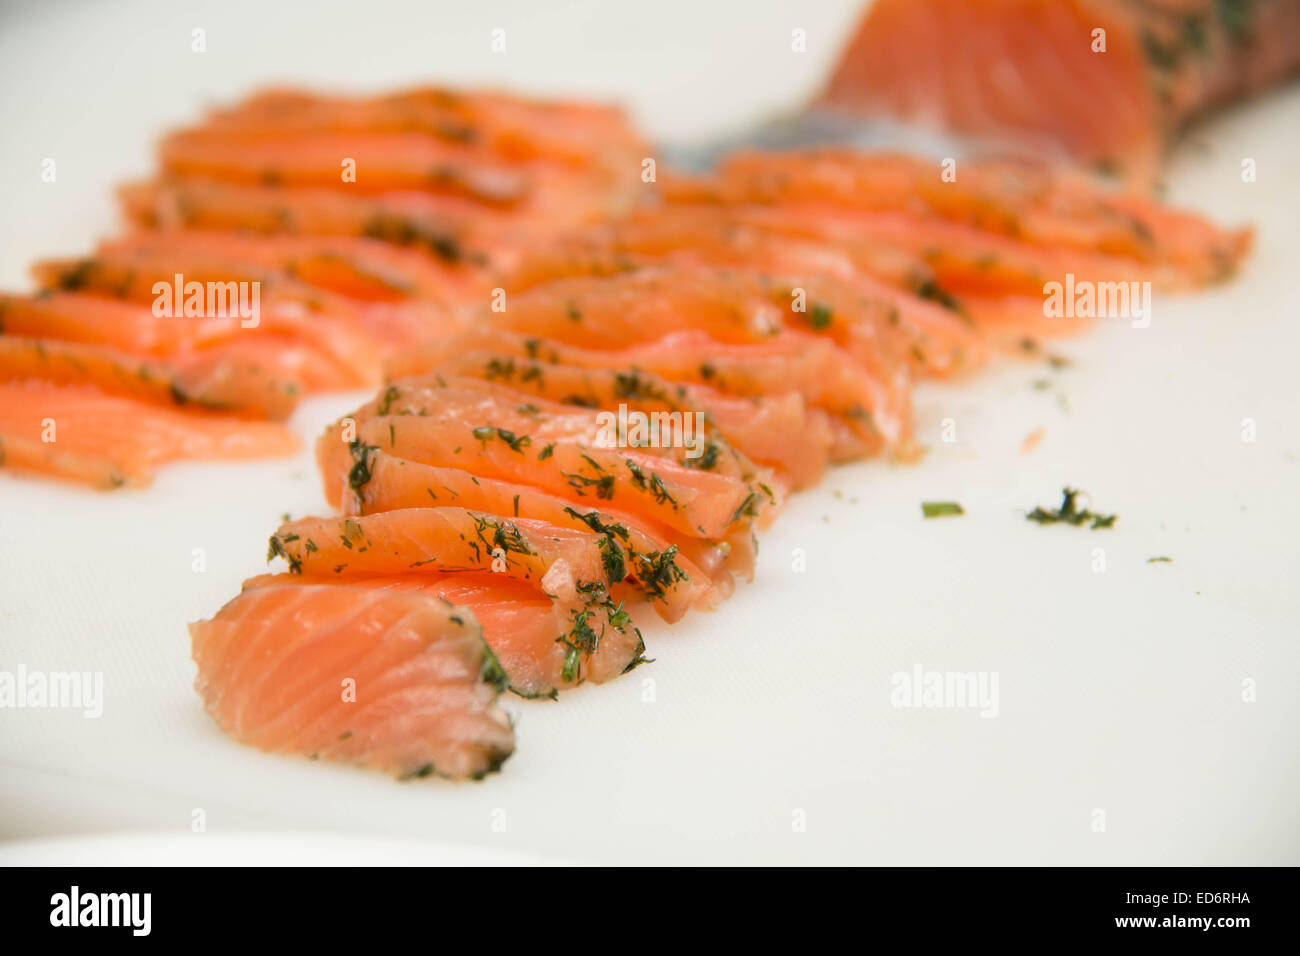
[808,301,833,330]
[375,384,400,416]
[1026,487,1116,529]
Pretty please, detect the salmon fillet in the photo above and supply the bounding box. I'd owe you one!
[819,0,1300,188]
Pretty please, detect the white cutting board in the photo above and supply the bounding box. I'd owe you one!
[2,0,1298,865]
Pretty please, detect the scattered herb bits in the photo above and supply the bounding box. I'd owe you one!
[922,501,964,518]
[1026,487,1116,529]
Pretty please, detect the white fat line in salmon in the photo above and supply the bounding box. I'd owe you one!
[151,272,260,328]
[592,403,706,459]
[0,664,102,718]
[890,663,998,718]
[49,886,151,936]
[1043,272,1152,328]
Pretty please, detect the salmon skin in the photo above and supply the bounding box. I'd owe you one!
[189,583,515,779]
[818,0,1300,189]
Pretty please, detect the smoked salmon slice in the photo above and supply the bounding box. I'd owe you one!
[818,0,1300,189]
[267,505,682,618]
[669,150,1253,286]
[385,337,834,488]
[31,247,447,358]
[0,334,297,421]
[197,86,647,171]
[242,571,646,698]
[501,222,985,379]
[0,380,297,489]
[265,508,658,689]
[118,175,621,271]
[118,179,492,265]
[0,291,378,390]
[87,231,483,304]
[189,583,515,778]
[316,381,779,539]
[453,268,914,453]
[314,444,727,606]
[160,129,536,205]
[394,328,896,463]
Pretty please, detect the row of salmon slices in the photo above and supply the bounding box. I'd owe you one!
[194,121,1250,780]
[0,85,1250,780]
[1,86,645,488]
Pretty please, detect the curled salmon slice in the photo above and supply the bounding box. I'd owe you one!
[270,500,702,626]
[316,443,727,608]
[357,375,768,487]
[190,582,514,779]
[400,344,831,489]
[452,268,910,451]
[319,388,776,540]
[395,328,894,462]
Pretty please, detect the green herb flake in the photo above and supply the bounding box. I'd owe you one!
[1026,487,1116,529]
[808,301,833,330]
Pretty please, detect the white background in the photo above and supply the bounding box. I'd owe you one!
[1,0,1297,865]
